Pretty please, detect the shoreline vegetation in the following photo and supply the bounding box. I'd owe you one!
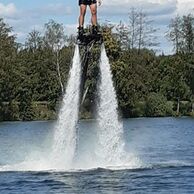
[1,9,194,121]
[1,100,194,121]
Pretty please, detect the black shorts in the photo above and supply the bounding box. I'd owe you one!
[79,0,97,6]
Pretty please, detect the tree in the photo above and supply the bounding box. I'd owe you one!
[167,14,194,54]
[128,8,139,49]
[1,17,194,120]
[136,11,158,52]
[25,29,42,52]
[116,21,130,50]
[182,14,194,53]
[0,18,17,102]
[43,20,67,94]
[128,8,158,52]
[167,16,183,53]
[111,49,156,117]
[101,23,121,60]
[154,56,191,101]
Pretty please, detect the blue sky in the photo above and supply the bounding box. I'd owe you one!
[0,0,194,54]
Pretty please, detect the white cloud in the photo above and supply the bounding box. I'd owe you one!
[41,3,73,16]
[97,0,194,54]
[0,3,17,18]
[100,0,177,16]
[1,0,193,53]
[99,0,194,17]
[65,24,77,35]
[1,2,75,43]
[177,0,194,15]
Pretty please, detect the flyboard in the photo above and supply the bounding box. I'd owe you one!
[77,29,103,105]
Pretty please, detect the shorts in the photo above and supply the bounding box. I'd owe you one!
[79,0,97,6]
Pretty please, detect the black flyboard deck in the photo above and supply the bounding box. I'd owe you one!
[77,32,103,46]
[77,32,103,105]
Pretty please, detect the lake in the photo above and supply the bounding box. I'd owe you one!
[0,117,194,193]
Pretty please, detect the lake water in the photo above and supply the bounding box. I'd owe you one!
[0,117,194,193]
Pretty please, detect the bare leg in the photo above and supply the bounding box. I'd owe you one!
[89,3,97,26]
[79,4,87,27]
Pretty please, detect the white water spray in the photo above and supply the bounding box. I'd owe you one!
[0,44,142,172]
[96,44,125,166]
[52,45,81,169]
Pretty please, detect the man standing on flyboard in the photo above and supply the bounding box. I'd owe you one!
[78,0,102,38]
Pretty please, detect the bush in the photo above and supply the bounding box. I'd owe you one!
[132,101,146,117]
[145,92,173,117]
[166,101,175,116]
[180,101,191,116]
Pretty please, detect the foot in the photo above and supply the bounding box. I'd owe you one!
[78,26,84,38]
[92,25,99,35]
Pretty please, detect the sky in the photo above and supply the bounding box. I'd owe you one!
[0,0,194,54]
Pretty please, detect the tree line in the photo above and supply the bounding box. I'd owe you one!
[0,10,194,121]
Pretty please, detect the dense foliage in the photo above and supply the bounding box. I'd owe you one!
[0,13,194,121]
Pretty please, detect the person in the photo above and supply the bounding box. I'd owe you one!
[78,0,102,37]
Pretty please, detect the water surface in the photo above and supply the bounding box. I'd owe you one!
[0,117,194,193]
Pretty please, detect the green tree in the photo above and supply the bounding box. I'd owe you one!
[167,14,194,54]
[0,18,17,103]
[182,14,194,53]
[101,23,121,61]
